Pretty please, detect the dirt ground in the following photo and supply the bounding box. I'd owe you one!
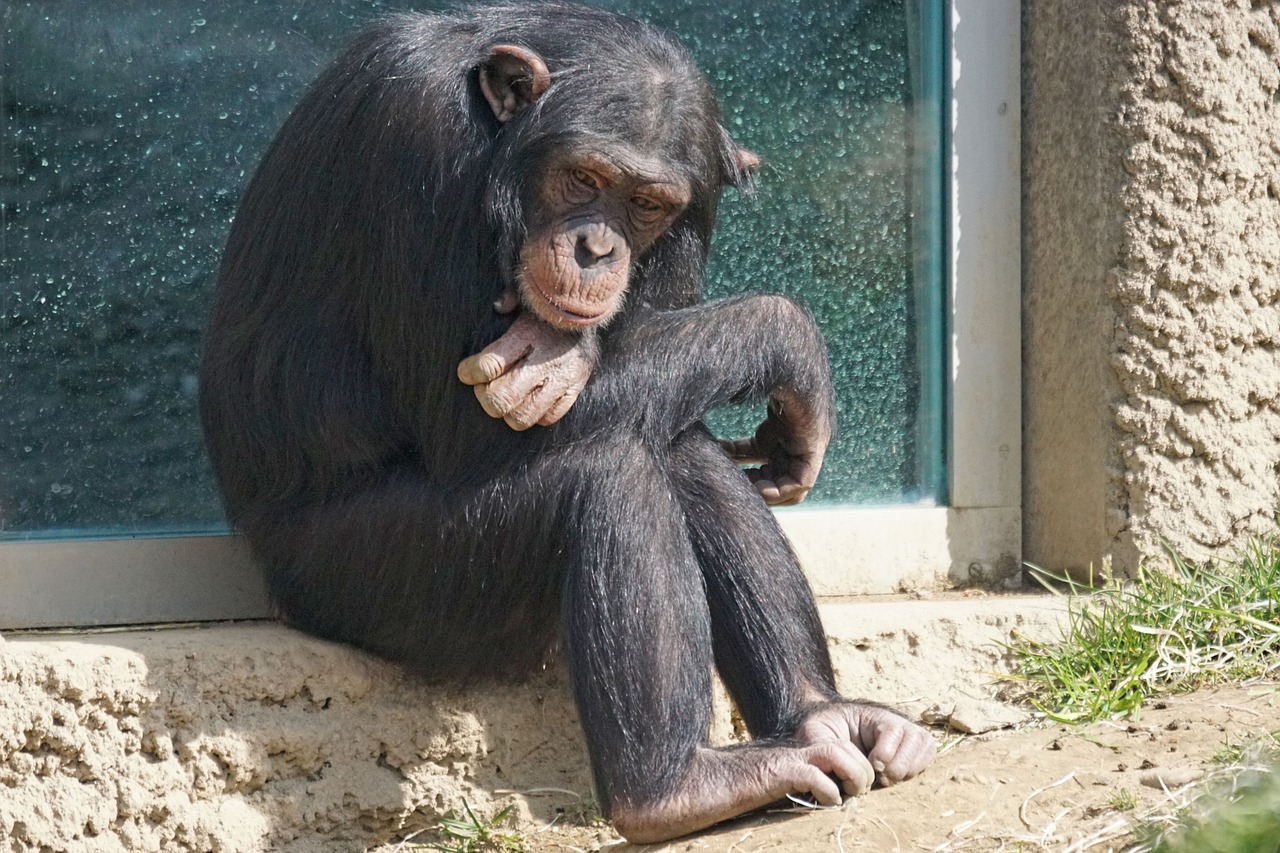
[520,683,1280,853]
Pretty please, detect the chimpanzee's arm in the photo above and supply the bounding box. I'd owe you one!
[574,293,836,505]
[592,294,833,436]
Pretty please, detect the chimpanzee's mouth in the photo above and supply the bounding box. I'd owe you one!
[526,280,610,327]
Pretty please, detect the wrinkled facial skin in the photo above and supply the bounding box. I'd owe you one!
[518,153,691,331]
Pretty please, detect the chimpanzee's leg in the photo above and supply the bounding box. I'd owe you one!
[558,438,714,803]
[667,426,937,793]
[668,426,837,736]
[557,436,887,843]
[241,463,567,680]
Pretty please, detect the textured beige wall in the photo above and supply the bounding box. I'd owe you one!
[0,601,1066,852]
[1024,0,1280,575]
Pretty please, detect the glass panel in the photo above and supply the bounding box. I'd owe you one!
[620,0,949,506]
[0,0,946,540]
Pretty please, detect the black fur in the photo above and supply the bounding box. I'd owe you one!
[200,2,839,817]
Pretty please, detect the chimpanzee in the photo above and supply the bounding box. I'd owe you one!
[199,2,934,842]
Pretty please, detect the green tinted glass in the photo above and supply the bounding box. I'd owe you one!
[0,0,945,538]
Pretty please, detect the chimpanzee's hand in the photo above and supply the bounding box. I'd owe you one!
[793,701,936,792]
[457,311,596,430]
[720,389,831,506]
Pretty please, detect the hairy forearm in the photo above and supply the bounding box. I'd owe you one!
[569,294,835,442]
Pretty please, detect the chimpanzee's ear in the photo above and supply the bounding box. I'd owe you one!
[480,45,551,123]
[718,126,760,192]
[728,148,761,188]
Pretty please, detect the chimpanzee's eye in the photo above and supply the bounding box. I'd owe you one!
[564,168,602,204]
[571,168,600,189]
[629,194,667,224]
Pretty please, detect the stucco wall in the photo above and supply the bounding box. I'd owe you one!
[1024,0,1280,575]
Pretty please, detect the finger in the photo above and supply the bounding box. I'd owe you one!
[791,763,843,807]
[475,369,548,421]
[486,360,546,408]
[476,377,529,419]
[456,337,533,385]
[504,412,535,431]
[537,385,583,426]
[806,742,874,798]
[878,728,937,783]
[458,352,507,385]
[505,372,585,430]
[744,469,783,504]
[745,467,799,506]
[770,474,810,506]
[472,382,508,419]
[502,380,555,431]
[789,453,825,490]
[719,437,766,464]
[865,722,904,777]
[834,741,876,796]
[758,484,787,505]
[771,490,808,507]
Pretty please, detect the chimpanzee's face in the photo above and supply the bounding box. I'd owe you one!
[516,144,691,330]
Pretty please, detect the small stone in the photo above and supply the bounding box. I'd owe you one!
[1140,766,1203,790]
[921,704,955,726]
[948,767,994,786]
[942,695,1031,734]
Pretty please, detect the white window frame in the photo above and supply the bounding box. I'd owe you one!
[783,0,1021,596]
[0,0,1020,628]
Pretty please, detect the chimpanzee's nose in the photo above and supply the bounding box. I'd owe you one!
[575,231,618,269]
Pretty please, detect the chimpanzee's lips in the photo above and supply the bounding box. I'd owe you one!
[528,281,609,326]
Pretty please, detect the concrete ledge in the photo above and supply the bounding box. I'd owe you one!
[782,506,1023,594]
[0,595,1065,852]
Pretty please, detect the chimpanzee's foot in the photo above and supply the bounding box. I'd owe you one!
[793,700,936,790]
[610,740,880,843]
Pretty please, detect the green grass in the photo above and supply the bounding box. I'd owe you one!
[1005,537,1280,724]
[422,800,527,853]
[1137,756,1280,853]
[1108,787,1138,812]
[557,792,605,827]
[1211,730,1280,766]
[1004,540,1280,852]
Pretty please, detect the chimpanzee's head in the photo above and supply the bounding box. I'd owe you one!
[476,18,758,331]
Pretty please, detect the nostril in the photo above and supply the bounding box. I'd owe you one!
[575,234,616,269]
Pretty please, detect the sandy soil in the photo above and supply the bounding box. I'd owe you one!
[518,683,1280,853]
